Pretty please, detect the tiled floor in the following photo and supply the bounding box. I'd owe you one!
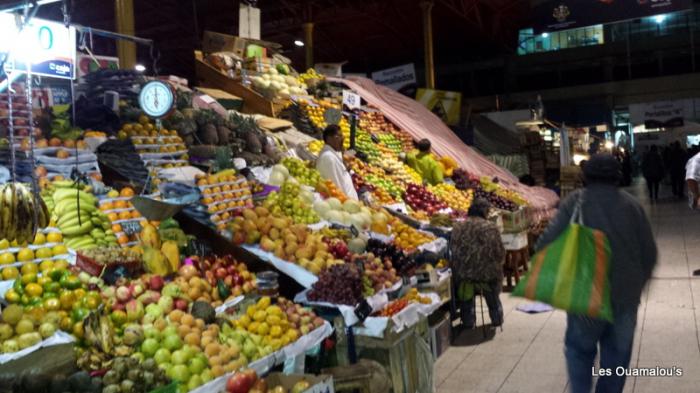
[435,181,700,393]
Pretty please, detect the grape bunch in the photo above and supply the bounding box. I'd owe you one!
[473,188,518,211]
[452,168,480,190]
[366,239,416,276]
[308,264,363,305]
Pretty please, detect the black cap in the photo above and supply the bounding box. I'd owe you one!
[583,154,621,184]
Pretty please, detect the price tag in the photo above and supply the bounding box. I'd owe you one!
[122,221,142,236]
[342,90,361,110]
[200,94,217,105]
[189,238,212,257]
[354,299,372,322]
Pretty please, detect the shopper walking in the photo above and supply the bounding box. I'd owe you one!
[449,198,505,329]
[684,151,700,277]
[641,145,664,202]
[669,141,688,198]
[536,154,657,393]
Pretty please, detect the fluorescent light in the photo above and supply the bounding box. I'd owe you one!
[294,40,304,47]
[654,14,667,24]
[542,33,549,38]
[134,64,146,72]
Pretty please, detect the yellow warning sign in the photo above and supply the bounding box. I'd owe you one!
[416,89,462,126]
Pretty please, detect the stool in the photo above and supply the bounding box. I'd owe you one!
[504,247,529,289]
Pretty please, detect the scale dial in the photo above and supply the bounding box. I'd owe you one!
[139,81,175,119]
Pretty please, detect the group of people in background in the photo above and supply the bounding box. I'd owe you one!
[634,141,700,202]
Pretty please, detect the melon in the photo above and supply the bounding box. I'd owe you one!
[272,164,289,178]
[313,200,331,217]
[343,200,362,214]
[348,237,367,254]
[327,198,342,211]
[327,210,343,223]
[349,214,367,231]
[268,171,285,186]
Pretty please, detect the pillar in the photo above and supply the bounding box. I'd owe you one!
[420,1,435,89]
[303,22,314,70]
[115,0,136,69]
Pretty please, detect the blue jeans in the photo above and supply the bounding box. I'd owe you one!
[565,306,638,393]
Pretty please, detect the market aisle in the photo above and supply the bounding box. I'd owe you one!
[435,182,700,393]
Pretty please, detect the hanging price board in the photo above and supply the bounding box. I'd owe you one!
[342,90,362,110]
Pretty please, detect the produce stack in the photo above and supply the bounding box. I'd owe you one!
[32,140,102,182]
[122,116,189,174]
[0,227,68,281]
[99,186,151,247]
[197,170,253,231]
[47,183,118,251]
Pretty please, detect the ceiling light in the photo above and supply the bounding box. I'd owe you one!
[541,33,549,38]
[654,14,667,24]
[294,40,304,47]
[134,64,146,72]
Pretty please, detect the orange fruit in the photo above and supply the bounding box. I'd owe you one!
[117,235,128,245]
[112,224,122,233]
[107,213,118,221]
[118,211,131,220]
[181,313,194,327]
[130,210,141,219]
[120,187,135,197]
[114,200,128,209]
[100,202,114,211]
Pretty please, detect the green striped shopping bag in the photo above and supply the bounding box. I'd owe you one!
[513,198,614,322]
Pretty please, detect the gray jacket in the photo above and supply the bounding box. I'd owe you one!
[535,185,657,309]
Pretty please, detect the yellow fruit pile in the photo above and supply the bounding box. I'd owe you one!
[428,183,474,212]
[390,219,435,252]
[231,297,299,352]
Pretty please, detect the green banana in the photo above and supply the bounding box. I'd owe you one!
[58,209,92,226]
[53,188,96,205]
[61,221,94,236]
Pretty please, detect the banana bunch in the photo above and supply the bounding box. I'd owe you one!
[0,182,49,244]
[52,188,118,250]
[83,307,114,354]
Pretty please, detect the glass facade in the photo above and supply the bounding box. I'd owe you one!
[518,25,604,55]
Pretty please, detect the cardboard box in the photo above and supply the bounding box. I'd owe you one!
[202,31,247,57]
[264,373,334,393]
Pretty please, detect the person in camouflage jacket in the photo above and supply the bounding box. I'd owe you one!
[450,198,505,328]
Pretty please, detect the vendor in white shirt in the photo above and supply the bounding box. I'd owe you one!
[316,125,359,200]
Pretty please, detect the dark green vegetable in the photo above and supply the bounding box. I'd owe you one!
[217,279,231,300]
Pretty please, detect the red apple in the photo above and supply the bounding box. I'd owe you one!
[226,373,253,393]
[215,267,227,279]
[174,298,188,311]
[149,275,165,291]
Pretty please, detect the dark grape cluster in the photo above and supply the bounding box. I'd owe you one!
[452,168,479,190]
[308,264,363,305]
[474,188,518,211]
[366,239,417,276]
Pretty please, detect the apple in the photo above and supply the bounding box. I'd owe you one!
[171,349,189,365]
[126,300,144,322]
[174,298,188,311]
[116,286,132,302]
[170,364,191,383]
[141,338,159,358]
[188,357,207,374]
[215,267,227,279]
[163,334,183,352]
[149,275,165,291]
[226,374,253,393]
[144,326,161,340]
[130,283,145,298]
[154,348,171,365]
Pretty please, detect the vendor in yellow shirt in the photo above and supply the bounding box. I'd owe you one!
[405,139,444,185]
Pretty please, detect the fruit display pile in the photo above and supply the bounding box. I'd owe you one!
[0,228,67,280]
[376,288,432,317]
[402,184,448,215]
[122,116,189,172]
[98,186,146,247]
[49,184,119,250]
[308,264,363,306]
[389,218,436,252]
[280,157,322,187]
[365,238,416,276]
[428,183,474,213]
[197,170,254,230]
[264,181,320,225]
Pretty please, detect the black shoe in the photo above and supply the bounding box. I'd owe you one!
[693,269,700,276]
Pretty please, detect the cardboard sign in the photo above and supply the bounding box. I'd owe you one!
[416,88,462,126]
[342,90,361,110]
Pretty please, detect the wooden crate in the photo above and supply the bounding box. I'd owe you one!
[194,51,285,117]
[353,318,431,393]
